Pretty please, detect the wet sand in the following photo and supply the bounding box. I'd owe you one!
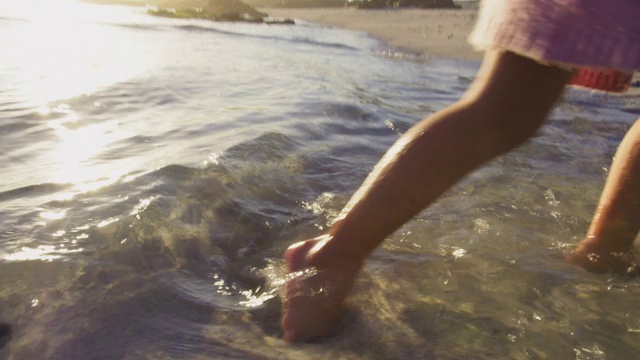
[263,7,483,61]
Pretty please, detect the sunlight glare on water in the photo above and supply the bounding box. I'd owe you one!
[47,110,136,192]
[0,0,154,196]
[1,0,150,105]
[1,244,83,262]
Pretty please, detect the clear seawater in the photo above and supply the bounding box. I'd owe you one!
[1,1,639,359]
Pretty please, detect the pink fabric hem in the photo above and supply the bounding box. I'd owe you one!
[469,0,640,72]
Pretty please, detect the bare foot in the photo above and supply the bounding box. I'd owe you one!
[280,238,362,342]
[566,237,638,275]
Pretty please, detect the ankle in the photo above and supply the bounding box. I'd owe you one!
[582,230,636,251]
[305,234,366,270]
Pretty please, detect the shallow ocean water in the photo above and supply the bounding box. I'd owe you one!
[1,1,639,359]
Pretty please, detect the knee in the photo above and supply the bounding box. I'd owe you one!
[459,51,572,152]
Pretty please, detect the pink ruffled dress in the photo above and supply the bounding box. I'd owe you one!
[469,0,640,92]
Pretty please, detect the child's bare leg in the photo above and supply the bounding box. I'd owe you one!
[567,119,640,274]
[281,51,572,342]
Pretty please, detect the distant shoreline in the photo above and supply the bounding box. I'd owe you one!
[78,1,482,61]
[261,7,483,61]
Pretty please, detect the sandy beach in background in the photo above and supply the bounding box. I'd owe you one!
[263,7,483,61]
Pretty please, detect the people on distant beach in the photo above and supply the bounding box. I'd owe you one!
[280,0,640,342]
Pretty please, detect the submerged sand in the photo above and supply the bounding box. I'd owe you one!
[263,7,483,61]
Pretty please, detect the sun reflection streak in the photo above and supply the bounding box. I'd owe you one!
[40,210,66,220]
[131,197,156,218]
[2,0,149,104]
[0,0,152,195]
[2,244,82,262]
[1,0,154,196]
[48,116,131,188]
[39,102,143,195]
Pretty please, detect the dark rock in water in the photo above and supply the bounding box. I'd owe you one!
[207,0,266,19]
[265,18,296,25]
[148,8,261,22]
[243,0,346,8]
[354,0,460,9]
[148,0,296,23]
[0,323,11,349]
[401,0,460,8]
